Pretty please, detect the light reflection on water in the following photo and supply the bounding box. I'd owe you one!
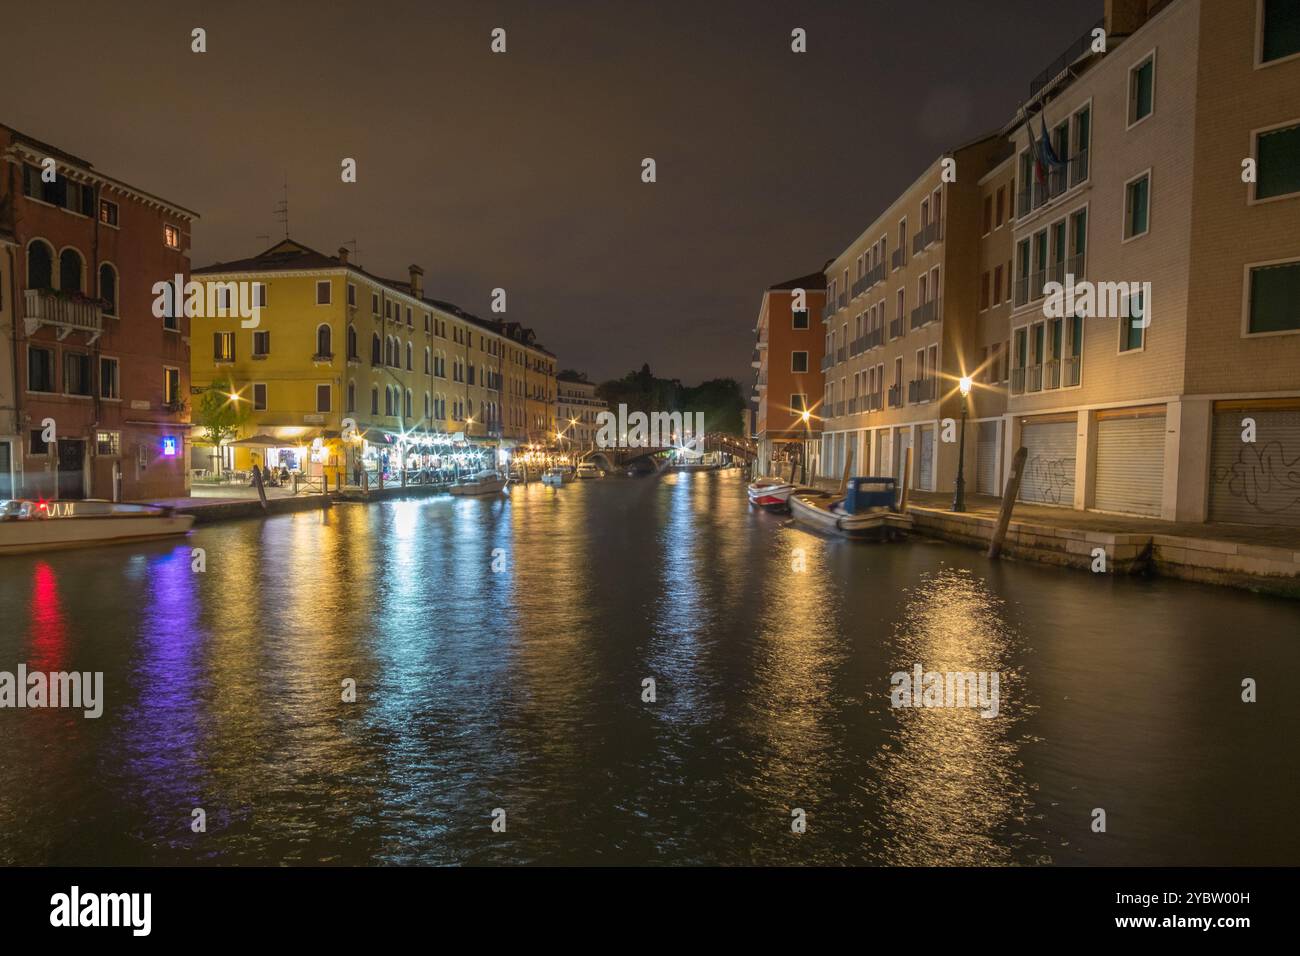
[0,472,1297,865]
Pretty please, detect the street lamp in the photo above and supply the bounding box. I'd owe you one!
[800,408,811,484]
[952,375,972,512]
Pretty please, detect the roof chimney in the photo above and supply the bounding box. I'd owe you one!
[409,264,424,298]
[337,246,350,265]
[1105,0,1151,38]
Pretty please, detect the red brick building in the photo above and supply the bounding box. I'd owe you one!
[0,125,197,500]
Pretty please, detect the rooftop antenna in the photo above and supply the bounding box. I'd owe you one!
[272,174,289,239]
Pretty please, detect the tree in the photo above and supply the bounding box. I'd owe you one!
[194,377,252,474]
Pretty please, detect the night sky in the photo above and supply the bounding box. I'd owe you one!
[1,0,1100,385]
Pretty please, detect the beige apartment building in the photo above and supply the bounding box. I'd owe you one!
[556,373,606,448]
[819,134,1010,495]
[1003,0,1300,525]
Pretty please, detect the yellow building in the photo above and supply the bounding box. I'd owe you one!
[190,239,558,485]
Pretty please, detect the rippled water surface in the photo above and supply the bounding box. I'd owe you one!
[0,472,1296,865]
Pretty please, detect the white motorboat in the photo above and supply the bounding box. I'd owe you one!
[541,466,575,487]
[448,470,508,496]
[574,462,602,480]
[788,489,912,541]
[746,477,815,512]
[0,499,195,556]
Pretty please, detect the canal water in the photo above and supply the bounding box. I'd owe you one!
[0,472,1296,866]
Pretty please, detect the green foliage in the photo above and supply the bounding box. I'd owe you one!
[596,365,745,435]
[195,376,252,449]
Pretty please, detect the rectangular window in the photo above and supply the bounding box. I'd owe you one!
[1125,173,1150,239]
[791,393,807,412]
[96,431,121,456]
[316,384,331,413]
[792,351,809,373]
[316,280,331,305]
[1069,207,1088,274]
[99,199,119,226]
[30,429,50,455]
[253,383,267,410]
[995,186,1006,227]
[1255,122,1300,200]
[371,292,380,314]
[1120,289,1147,351]
[28,347,55,392]
[214,332,235,362]
[792,309,809,329]
[253,330,270,356]
[253,283,267,308]
[64,352,92,396]
[347,283,356,307]
[1129,55,1155,125]
[1261,0,1300,63]
[99,357,119,399]
[993,265,1003,305]
[1247,260,1300,334]
[164,367,180,405]
[164,224,180,249]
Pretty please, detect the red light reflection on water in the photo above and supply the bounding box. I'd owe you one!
[27,562,67,671]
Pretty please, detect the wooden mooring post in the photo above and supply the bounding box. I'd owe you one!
[897,446,913,513]
[988,446,1028,559]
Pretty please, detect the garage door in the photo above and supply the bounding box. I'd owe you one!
[1209,405,1300,527]
[1019,419,1076,506]
[873,429,887,476]
[918,424,935,491]
[1094,411,1166,517]
[895,428,913,489]
[976,421,999,495]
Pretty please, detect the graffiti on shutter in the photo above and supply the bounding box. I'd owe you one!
[1019,420,1076,505]
[1209,408,1300,526]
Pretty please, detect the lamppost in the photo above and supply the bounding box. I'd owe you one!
[800,407,811,485]
[952,375,972,512]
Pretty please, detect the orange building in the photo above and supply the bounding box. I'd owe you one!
[751,271,827,477]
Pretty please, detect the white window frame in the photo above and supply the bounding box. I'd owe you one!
[1241,255,1300,339]
[1248,116,1300,205]
[1126,48,1157,131]
[316,280,332,305]
[1255,0,1300,70]
[1121,168,1153,243]
[1117,287,1149,355]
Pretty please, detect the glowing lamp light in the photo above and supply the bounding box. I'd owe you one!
[161,436,179,457]
[958,376,973,397]
[800,409,811,423]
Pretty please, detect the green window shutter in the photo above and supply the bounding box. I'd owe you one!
[1250,262,1300,334]
[1257,124,1300,199]
[1263,0,1300,62]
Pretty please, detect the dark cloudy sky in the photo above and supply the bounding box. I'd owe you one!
[1,0,1100,385]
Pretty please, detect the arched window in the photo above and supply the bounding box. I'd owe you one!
[424,347,430,374]
[371,333,381,366]
[27,240,54,289]
[98,263,118,316]
[316,324,332,357]
[406,342,412,371]
[370,387,379,414]
[384,387,392,416]
[404,389,412,418]
[424,392,430,418]
[59,248,84,293]
[347,324,358,360]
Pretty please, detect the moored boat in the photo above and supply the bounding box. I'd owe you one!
[574,461,602,479]
[0,499,195,556]
[541,466,574,487]
[448,470,508,496]
[747,477,813,512]
[788,477,912,540]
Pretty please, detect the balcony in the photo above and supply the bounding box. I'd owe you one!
[847,397,858,414]
[1018,151,1092,217]
[823,299,837,320]
[1065,354,1081,387]
[868,391,883,411]
[1026,364,1043,393]
[907,378,936,404]
[865,327,883,350]
[891,247,905,271]
[889,316,903,340]
[837,292,848,311]
[911,219,942,255]
[849,337,866,356]
[836,346,846,364]
[1011,367,1026,394]
[312,351,334,363]
[821,354,835,371]
[887,384,903,408]
[910,297,942,330]
[834,401,845,417]
[1028,17,1105,98]
[751,349,761,368]
[863,260,886,290]
[23,289,104,344]
[1045,358,1061,390]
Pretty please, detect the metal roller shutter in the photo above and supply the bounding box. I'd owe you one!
[918,425,935,491]
[1209,407,1300,526]
[1019,420,1076,506]
[1094,413,1166,516]
[976,421,999,495]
